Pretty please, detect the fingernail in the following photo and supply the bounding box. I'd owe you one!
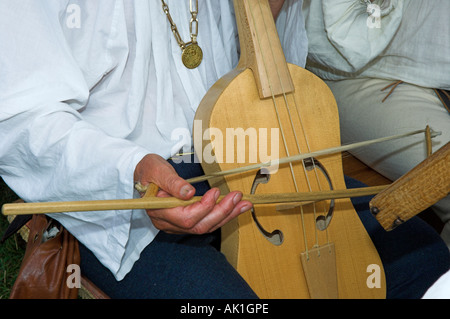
[214,189,220,201]
[233,193,242,205]
[180,185,194,197]
[240,205,251,213]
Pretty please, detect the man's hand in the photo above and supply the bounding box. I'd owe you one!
[134,154,252,234]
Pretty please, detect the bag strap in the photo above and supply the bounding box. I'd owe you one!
[0,214,32,244]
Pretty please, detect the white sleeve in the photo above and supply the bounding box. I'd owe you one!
[423,270,450,299]
[304,0,404,77]
[276,0,309,68]
[0,1,150,278]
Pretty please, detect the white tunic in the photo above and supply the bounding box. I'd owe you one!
[303,1,450,298]
[0,0,307,280]
[303,0,450,90]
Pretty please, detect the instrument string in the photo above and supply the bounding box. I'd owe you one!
[250,0,326,255]
[262,11,329,249]
[243,1,439,255]
[259,16,331,250]
[185,128,438,185]
[247,2,297,191]
[247,1,310,250]
[252,0,333,253]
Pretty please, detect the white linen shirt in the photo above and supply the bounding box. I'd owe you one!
[303,0,450,90]
[0,0,307,280]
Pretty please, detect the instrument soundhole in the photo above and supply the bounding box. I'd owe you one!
[250,169,284,246]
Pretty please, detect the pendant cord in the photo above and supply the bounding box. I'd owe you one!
[161,0,202,69]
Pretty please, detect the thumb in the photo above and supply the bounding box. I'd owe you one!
[134,154,195,200]
[157,170,195,200]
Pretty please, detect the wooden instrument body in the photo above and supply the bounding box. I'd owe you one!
[194,0,385,298]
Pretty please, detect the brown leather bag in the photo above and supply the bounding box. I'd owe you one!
[9,214,80,299]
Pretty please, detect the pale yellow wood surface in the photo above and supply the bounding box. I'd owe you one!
[300,243,338,299]
[196,64,386,299]
[1,186,387,216]
[371,142,450,231]
[193,0,385,299]
[234,0,294,98]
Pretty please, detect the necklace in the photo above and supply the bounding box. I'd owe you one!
[161,0,203,69]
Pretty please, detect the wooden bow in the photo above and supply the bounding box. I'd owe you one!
[1,128,444,219]
[371,142,449,231]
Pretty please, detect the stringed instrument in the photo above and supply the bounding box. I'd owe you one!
[1,0,388,299]
[194,0,386,298]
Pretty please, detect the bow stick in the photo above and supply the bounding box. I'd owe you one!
[1,128,440,216]
[3,186,388,216]
[371,142,449,231]
[185,128,439,184]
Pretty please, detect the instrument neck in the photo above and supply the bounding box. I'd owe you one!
[234,0,294,98]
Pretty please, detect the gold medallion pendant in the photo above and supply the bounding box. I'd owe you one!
[182,43,203,69]
[162,0,202,69]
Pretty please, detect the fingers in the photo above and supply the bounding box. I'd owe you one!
[147,188,252,235]
[134,154,195,200]
[135,153,253,235]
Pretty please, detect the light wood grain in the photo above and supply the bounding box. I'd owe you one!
[371,142,449,231]
[1,186,387,216]
[194,0,385,299]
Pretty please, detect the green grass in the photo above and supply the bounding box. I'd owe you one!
[0,178,24,299]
